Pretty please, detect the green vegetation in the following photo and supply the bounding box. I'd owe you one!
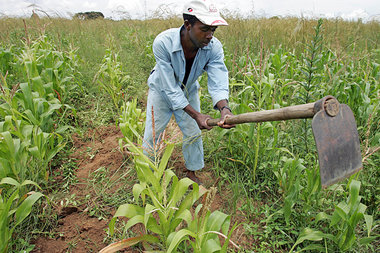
[108,137,238,252]
[0,16,378,252]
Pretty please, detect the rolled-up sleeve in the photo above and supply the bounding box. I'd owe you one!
[204,42,229,109]
[153,38,189,111]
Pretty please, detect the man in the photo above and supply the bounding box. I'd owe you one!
[143,0,234,184]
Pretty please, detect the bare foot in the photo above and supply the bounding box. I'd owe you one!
[186,170,202,185]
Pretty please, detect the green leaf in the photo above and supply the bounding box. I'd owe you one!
[334,202,349,221]
[170,185,206,231]
[135,158,160,191]
[20,180,41,190]
[144,204,156,228]
[113,204,143,218]
[146,217,162,235]
[363,214,373,237]
[123,215,144,233]
[54,126,72,135]
[1,132,15,159]
[330,211,342,227]
[14,192,44,227]
[124,137,156,169]
[295,243,325,252]
[157,142,174,178]
[205,211,230,237]
[54,61,64,69]
[201,239,221,253]
[174,209,192,226]
[28,146,40,158]
[109,204,144,235]
[348,180,360,207]
[145,189,165,224]
[46,141,65,162]
[168,177,194,209]
[359,236,377,245]
[290,228,332,252]
[19,83,33,112]
[133,183,147,204]
[211,212,230,234]
[0,177,20,187]
[31,76,45,96]
[167,229,196,253]
[315,212,331,223]
[162,169,176,193]
[24,110,39,125]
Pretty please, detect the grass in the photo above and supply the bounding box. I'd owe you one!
[0,15,379,252]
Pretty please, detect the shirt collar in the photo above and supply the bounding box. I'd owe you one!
[172,26,184,53]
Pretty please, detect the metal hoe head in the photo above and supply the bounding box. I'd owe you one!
[311,96,362,187]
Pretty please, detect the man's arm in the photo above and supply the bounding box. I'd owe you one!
[203,39,234,128]
[204,39,229,110]
[183,104,213,130]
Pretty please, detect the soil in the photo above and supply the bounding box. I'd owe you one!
[31,123,256,252]
[32,125,126,253]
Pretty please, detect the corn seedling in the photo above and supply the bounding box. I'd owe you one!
[94,45,130,112]
[118,99,146,146]
[104,137,238,252]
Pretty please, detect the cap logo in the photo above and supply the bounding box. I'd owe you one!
[188,8,193,12]
[211,20,225,25]
[209,4,218,13]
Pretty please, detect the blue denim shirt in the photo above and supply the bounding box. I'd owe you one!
[148,26,229,111]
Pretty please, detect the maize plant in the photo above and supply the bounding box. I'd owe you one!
[94,47,130,111]
[102,135,239,253]
[119,99,146,146]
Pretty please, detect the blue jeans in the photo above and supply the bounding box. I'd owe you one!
[143,88,204,171]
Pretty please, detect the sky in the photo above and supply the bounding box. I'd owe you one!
[0,0,379,21]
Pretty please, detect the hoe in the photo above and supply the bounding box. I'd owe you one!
[207,96,362,187]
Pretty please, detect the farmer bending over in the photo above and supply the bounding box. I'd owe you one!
[143,0,234,184]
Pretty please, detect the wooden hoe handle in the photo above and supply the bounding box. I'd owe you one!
[207,96,340,127]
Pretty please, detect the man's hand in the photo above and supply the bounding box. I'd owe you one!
[194,113,213,130]
[183,104,213,130]
[216,100,235,129]
[218,107,235,128]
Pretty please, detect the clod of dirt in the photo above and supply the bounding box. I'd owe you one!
[58,206,79,218]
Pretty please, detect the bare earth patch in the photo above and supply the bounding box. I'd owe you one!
[32,125,126,253]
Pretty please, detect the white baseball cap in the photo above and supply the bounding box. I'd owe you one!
[183,0,228,26]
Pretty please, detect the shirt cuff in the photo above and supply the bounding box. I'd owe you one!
[212,92,229,110]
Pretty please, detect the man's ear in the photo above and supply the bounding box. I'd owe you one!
[184,20,191,30]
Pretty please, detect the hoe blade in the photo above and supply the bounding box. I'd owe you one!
[312,104,362,187]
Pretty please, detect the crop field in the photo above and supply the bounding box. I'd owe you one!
[0,16,379,252]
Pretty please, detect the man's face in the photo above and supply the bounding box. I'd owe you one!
[188,21,217,49]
